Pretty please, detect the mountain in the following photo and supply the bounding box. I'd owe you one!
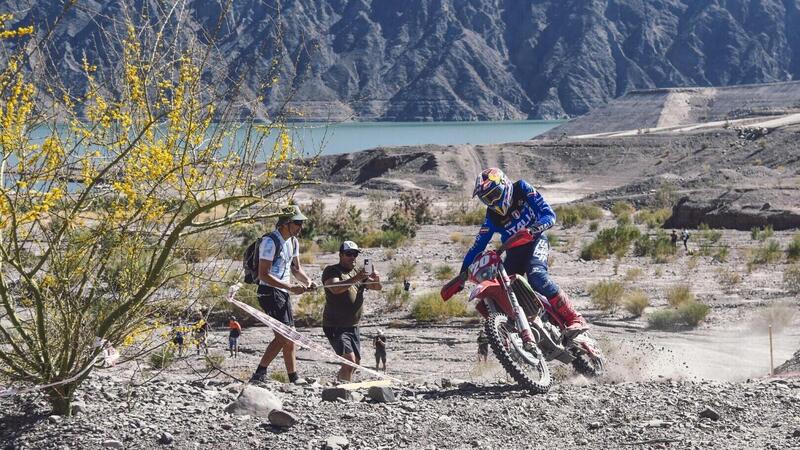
[5,0,800,121]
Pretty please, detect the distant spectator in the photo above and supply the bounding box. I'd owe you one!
[172,320,186,357]
[228,316,241,358]
[477,330,489,363]
[374,330,387,372]
[194,313,210,356]
[670,230,678,247]
[403,279,411,292]
[681,228,690,251]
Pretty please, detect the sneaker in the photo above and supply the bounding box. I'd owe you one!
[291,377,308,386]
[249,372,267,384]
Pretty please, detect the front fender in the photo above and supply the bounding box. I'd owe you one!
[469,280,515,318]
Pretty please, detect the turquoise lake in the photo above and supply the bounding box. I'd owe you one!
[282,120,562,155]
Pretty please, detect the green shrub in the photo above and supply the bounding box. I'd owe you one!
[445,205,485,226]
[295,290,326,327]
[383,209,419,238]
[589,280,625,313]
[580,224,641,260]
[633,231,676,262]
[358,230,407,248]
[623,290,650,317]
[784,265,800,293]
[434,264,455,281]
[635,208,671,229]
[319,237,341,254]
[710,245,729,263]
[678,301,711,326]
[749,240,782,266]
[385,285,411,310]
[411,292,471,322]
[786,234,800,261]
[398,191,434,225]
[647,300,711,330]
[611,201,636,221]
[666,284,694,307]
[588,221,599,232]
[751,225,774,241]
[149,348,175,369]
[270,371,289,383]
[389,259,417,280]
[554,203,603,228]
[654,182,678,208]
[546,232,560,248]
[647,308,682,330]
[697,223,722,243]
[298,239,319,254]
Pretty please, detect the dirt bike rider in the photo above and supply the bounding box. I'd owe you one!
[459,168,588,338]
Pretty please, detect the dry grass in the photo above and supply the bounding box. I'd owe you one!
[623,290,650,317]
[389,259,417,280]
[666,284,695,307]
[411,292,472,322]
[716,268,742,293]
[588,280,625,313]
[623,268,643,282]
[434,264,455,281]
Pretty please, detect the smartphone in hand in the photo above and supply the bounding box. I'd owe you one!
[364,258,374,275]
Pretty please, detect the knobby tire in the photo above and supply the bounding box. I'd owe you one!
[484,312,551,394]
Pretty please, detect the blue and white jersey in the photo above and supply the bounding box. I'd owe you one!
[460,180,556,272]
[259,231,299,292]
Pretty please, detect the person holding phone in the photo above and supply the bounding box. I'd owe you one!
[322,241,383,382]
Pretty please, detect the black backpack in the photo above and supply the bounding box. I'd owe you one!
[243,231,285,284]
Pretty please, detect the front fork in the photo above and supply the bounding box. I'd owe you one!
[497,266,536,348]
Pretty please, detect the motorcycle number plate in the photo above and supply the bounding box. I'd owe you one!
[468,251,502,283]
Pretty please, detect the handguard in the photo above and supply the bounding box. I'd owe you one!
[441,272,467,301]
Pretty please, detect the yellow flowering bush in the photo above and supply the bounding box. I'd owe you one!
[0,7,314,415]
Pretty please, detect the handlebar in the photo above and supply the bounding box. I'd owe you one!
[441,225,547,301]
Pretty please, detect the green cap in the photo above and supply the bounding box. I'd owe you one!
[276,205,308,226]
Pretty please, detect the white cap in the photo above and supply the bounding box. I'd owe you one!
[340,241,360,253]
[377,329,383,335]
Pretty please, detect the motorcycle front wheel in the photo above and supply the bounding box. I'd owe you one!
[484,312,551,394]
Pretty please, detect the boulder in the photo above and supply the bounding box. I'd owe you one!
[268,409,298,428]
[158,433,174,445]
[367,386,396,403]
[664,194,800,231]
[321,387,353,402]
[70,401,87,416]
[323,435,349,450]
[224,385,282,417]
[699,406,721,421]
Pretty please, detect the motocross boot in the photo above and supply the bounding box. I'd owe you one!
[549,290,588,339]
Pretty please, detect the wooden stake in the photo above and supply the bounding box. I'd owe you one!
[769,324,774,377]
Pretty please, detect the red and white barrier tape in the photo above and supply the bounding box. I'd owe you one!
[226,283,403,384]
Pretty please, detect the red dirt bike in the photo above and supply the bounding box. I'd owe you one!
[441,228,605,393]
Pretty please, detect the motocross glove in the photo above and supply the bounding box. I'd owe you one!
[528,222,552,235]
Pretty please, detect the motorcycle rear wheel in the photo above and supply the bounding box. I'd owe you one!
[484,312,551,394]
[572,353,605,378]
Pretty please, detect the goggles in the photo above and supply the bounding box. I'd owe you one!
[479,185,504,207]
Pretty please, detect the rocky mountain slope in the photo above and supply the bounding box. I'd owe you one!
[5,0,800,120]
